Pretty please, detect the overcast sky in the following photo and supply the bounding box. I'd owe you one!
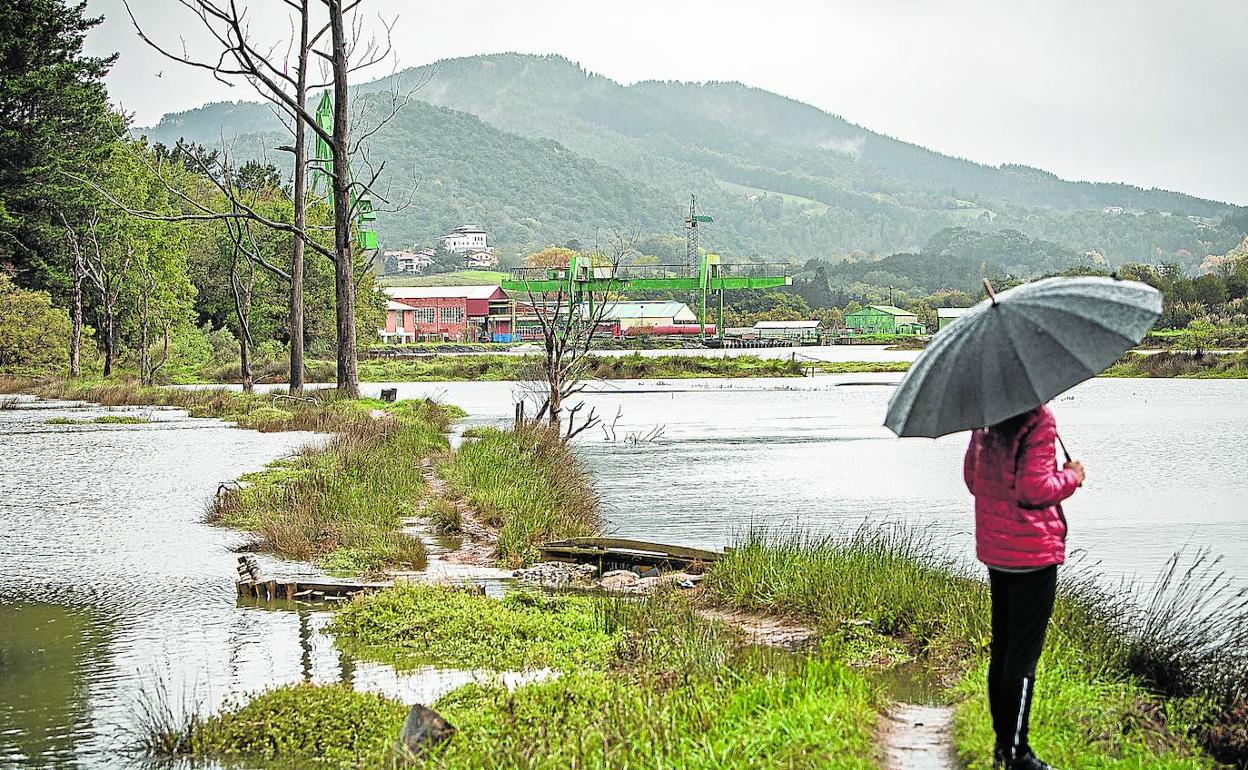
[86,0,1247,205]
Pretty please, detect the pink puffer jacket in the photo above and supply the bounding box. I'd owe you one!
[963,406,1080,569]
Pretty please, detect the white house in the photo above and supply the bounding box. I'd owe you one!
[441,225,492,254]
[463,250,498,269]
[386,248,434,273]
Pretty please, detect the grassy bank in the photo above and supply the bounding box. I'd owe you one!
[1102,351,1248,378]
[436,425,600,567]
[210,399,462,574]
[704,529,1248,768]
[356,353,809,382]
[168,586,881,770]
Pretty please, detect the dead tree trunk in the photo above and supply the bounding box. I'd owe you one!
[60,213,88,378]
[288,0,310,397]
[329,0,360,399]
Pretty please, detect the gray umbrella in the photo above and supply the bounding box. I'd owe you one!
[884,276,1162,439]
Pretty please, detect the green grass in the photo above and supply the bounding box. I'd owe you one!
[703,528,1248,767]
[808,360,912,374]
[211,399,461,574]
[330,585,617,671]
[380,270,507,287]
[422,655,878,770]
[45,414,152,425]
[436,425,600,567]
[953,657,1213,769]
[172,589,881,770]
[702,527,990,660]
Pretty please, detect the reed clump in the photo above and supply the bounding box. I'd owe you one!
[436,424,601,567]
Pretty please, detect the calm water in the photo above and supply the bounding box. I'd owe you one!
[2,373,1246,768]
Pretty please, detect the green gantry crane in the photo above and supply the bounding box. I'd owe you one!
[500,251,792,340]
[309,91,378,251]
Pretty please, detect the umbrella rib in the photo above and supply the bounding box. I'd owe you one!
[997,313,1046,411]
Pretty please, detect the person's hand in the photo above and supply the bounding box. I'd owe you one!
[1064,460,1086,485]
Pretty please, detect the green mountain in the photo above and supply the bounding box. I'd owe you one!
[143,53,1247,270]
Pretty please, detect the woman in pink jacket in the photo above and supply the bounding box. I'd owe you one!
[963,405,1085,770]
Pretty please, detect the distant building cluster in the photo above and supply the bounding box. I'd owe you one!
[384,225,499,274]
[379,285,702,344]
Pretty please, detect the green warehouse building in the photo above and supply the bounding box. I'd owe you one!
[843,305,925,335]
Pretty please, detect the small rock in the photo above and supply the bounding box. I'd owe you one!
[393,703,455,763]
[599,569,640,591]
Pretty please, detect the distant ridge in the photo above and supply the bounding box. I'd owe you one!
[143,52,1243,267]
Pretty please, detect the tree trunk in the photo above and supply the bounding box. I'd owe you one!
[329,0,359,399]
[139,287,151,385]
[239,337,253,393]
[102,295,115,378]
[70,248,83,378]
[288,1,309,397]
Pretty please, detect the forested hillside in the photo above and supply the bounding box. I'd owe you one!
[144,52,1247,271]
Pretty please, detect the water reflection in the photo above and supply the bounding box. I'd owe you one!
[0,603,108,766]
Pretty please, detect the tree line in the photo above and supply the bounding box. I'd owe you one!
[0,0,403,395]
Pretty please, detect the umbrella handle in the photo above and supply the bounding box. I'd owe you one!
[983,278,998,305]
[1056,433,1073,464]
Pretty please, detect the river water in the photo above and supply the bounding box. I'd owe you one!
[2,362,1246,768]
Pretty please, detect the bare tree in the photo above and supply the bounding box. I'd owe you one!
[81,232,129,379]
[117,0,418,399]
[516,235,635,442]
[58,211,97,378]
[225,211,259,392]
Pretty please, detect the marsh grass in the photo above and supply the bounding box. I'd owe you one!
[1103,351,1248,378]
[320,585,879,770]
[702,526,989,659]
[210,402,460,573]
[45,414,152,425]
[126,677,207,757]
[139,683,408,764]
[706,526,1248,766]
[437,425,600,567]
[330,585,616,671]
[356,353,806,383]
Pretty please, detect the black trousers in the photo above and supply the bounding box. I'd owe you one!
[987,565,1057,760]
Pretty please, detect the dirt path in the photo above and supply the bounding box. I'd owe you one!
[879,703,958,770]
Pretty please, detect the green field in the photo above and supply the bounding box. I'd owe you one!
[379,270,507,287]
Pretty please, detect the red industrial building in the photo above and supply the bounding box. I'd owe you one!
[381,286,511,343]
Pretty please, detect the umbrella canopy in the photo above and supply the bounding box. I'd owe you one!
[885,277,1162,438]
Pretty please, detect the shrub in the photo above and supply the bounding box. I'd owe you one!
[0,273,72,375]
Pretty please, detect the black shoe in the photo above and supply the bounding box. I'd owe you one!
[1008,752,1056,770]
[992,746,1007,769]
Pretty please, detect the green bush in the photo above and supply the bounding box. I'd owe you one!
[192,684,406,764]
[0,274,72,375]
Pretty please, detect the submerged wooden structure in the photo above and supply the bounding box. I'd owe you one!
[235,555,389,601]
[537,537,723,573]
